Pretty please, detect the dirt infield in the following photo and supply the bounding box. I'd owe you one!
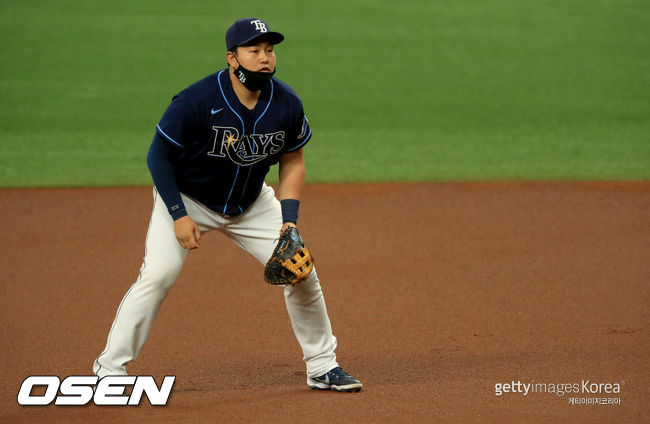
[1,182,648,423]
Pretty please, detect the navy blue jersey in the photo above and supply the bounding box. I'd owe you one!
[150,69,311,217]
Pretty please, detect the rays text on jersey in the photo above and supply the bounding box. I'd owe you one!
[208,126,285,166]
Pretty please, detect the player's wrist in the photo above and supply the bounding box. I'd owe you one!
[171,207,188,221]
[280,199,299,224]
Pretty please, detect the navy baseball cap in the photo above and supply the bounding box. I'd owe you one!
[226,18,284,51]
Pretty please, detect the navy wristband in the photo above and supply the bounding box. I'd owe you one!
[280,199,300,224]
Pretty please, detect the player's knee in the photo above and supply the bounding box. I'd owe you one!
[137,259,183,292]
[284,269,322,302]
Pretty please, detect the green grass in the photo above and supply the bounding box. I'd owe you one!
[1,0,649,187]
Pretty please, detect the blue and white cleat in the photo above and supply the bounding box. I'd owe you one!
[307,367,363,392]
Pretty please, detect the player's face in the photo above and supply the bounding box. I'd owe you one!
[234,41,276,72]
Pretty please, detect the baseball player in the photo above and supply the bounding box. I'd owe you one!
[93,17,362,392]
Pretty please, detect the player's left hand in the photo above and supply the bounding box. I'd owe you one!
[281,222,296,232]
[264,226,313,285]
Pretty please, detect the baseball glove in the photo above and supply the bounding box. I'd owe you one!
[264,226,314,285]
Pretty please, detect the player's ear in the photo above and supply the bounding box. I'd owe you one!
[226,48,238,69]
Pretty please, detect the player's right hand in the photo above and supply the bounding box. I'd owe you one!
[174,216,201,250]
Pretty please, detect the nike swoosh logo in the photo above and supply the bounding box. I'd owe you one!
[211,107,224,115]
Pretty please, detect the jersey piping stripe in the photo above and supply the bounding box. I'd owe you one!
[286,127,312,152]
[253,80,274,136]
[223,167,241,214]
[156,125,185,148]
[241,81,275,200]
[216,70,245,132]
[217,69,246,215]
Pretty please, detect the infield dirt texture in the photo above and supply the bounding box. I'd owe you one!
[1,183,649,423]
[1,0,649,422]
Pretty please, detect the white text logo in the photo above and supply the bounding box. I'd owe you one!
[250,19,268,32]
[17,375,175,406]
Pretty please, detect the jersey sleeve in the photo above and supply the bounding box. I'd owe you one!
[147,131,187,220]
[285,109,312,152]
[155,92,200,148]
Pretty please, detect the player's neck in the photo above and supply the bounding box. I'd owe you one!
[229,70,261,110]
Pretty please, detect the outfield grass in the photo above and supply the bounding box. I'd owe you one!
[1,0,648,187]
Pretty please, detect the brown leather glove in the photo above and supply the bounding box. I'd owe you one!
[264,226,314,285]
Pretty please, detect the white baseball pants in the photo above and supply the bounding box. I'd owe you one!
[93,184,338,379]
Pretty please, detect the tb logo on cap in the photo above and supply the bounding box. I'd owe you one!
[250,19,268,33]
